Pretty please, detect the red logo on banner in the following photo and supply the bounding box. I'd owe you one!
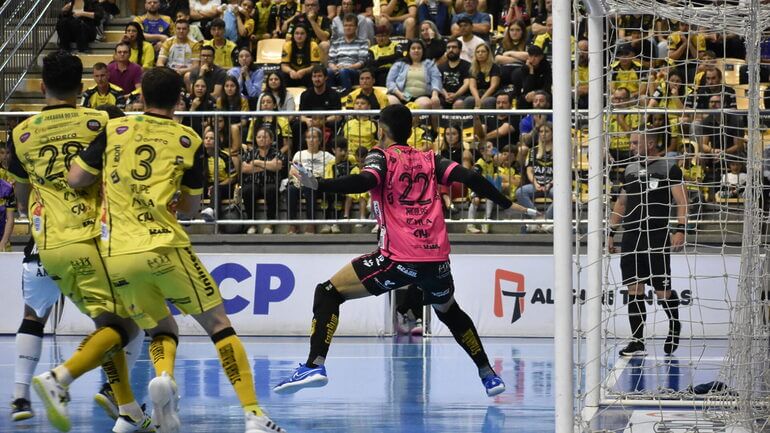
[493,269,526,323]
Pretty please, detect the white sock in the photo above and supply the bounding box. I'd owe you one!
[485,202,495,219]
[468,201,478,219]
[124,331,145,373]
[119,401,143,420]
[14,332,43,400]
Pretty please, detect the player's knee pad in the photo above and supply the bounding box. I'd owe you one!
[18,318,45,337]
[211,327,236,344]
[313,280,345,314]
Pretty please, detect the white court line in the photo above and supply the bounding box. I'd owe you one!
[603,356,629,391]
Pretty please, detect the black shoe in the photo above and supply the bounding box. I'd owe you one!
[618,341,646,357]
[664,317,681,355]
[11,397,33,421]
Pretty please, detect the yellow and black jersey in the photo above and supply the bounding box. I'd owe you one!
[343,118,377,154]
[281,40,321,70]
[370,41,403,70]
[73,113,204,256]
[606,113,640,151]
[203,38,238,68]
[246,116,292,144]
[610,60,644,95]
[81,84,126,108]
[667,31,705,63]
[498,165,520,200]
[474,157,498,178]
[206,149,237,185]
[8,105,106,250]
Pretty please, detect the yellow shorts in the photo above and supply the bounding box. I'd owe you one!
[105,246,222,329]
[38,239,129,319]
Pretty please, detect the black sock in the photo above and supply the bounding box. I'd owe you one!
[306,281,345,368]
[396,285,423,319]
[434,302,493,378]
[628,294,647,343]
[658,291,680,321]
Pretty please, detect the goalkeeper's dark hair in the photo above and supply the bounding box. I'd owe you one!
[141,67,185,110]
[42,50,84,99]
[95,104,126,119]
[378,104,413,144]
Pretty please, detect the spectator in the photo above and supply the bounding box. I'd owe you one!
[495,20,529,78]
[464,42,501,109]
[379,0,417,39]
[222,0,255,49]
[300,65,343,127]
[108,42,143,94]
[342,69,388,109]
[456,16,485,63]
[281,24,321,87]
[691,66,736,110]
[157,19,202,75]
[56,0,104,53]
[184,77,217,135]
[241,127,284,233]
[418,20,447,62]
[202,126,238,210]
[322,138,358,233]
[386,39,442,109]
[160,0,188,17]
[175,9,206,41]
[288,127,335,234]
[82,62,126,108]
[271,0,299,38]
[575,39,589,109]
[248,93,293,155]
[476,93,517,149]
[123,22,156,70]
[189,0,223,39]
[667,21,704,84]
[350,146,371,226]
[417,0,452,36]
[254,0,277,41]
[699,94,745,174]
[516,122,555,220]
[259,71,296,112]
[719,155,746,199]
[439,38,471,109]
[217,76,249,120]
[607,87,639,164]
[0,142,10,183]
[204,18,238,68]
[510,44,551,110]
[679,141,705,219]
[186,45,228,97]
[530,0,551,35]
[466,142,502,234]
[327,14,370,94]
[450,0,491,39]
[437,124,468,213]
[283,0,332,51]
[227,47,264,105]
[518,90,551,148]
[647,69,688,146]
[342,94,378,154]
[134,0,173,46]
[610,44,644,99]
[498,144,521,211]
[627,27,659,70]
[331,0,375,42]
[369,25,404,86]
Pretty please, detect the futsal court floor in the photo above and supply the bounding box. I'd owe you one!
[0,336,732,433]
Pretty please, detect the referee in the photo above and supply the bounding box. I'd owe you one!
[608,130,688,357]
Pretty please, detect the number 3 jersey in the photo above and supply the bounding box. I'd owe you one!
[8,105,107,249]
[74,113,204,256]
[362,145,459,262]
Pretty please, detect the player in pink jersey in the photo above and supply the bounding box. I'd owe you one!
[273,105,538,397]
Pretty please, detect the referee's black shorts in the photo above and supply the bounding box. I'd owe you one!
[620,228,671,291]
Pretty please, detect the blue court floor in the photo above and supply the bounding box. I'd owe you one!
[0,335,555,433]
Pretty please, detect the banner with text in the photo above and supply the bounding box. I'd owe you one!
[0,253,740,337]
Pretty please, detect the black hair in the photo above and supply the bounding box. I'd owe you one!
[124,22,147,67]
[210,18,226,29]
[258,91,278,110]
[42,50,83,99]
[379,104,412,143]
[311,64,327,76]
[220,76,242,110]
[265,71,287,108]
[141,67,184,109]
[200,44,216,55]
[94,104,126,119]
[356,146,368,160]
[402,39,427,65]
[333,136,348,151]
[354,94,371,105]
[342,13,357,24]
[93,62,108,71]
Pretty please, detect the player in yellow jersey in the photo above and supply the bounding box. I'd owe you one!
[68,67,286,433]
[8,51,151,433]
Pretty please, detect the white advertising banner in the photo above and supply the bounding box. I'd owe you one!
[0,252,740,337]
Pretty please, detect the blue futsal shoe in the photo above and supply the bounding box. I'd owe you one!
[273,363,328,394]
[482,373,506,397]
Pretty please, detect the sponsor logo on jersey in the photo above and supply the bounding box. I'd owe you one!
[20,132,31,143]
[116,126,129,135]
[180,135,191,148]
[87,119,101,131]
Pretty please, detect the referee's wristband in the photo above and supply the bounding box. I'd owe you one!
[669,223,686,234]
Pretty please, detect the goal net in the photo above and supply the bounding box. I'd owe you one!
[574,0,770,431]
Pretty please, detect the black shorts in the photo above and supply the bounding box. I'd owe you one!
[351,251,455,305]
[620,229,671,291]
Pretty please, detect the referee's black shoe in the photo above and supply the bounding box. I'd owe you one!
[664,318,681,355]
[618,341,647,357]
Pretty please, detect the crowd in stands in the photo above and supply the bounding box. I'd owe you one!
[39,0,758,233]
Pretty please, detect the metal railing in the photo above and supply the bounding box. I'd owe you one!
[0,0,62,110]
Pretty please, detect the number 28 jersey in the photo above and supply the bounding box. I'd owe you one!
[8,105,107,249]
[74,113,204,256]
[363,145,458,262]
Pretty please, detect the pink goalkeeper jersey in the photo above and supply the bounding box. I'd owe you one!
[364,145,459,262]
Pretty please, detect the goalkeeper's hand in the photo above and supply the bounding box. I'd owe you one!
[290,163,319,190]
